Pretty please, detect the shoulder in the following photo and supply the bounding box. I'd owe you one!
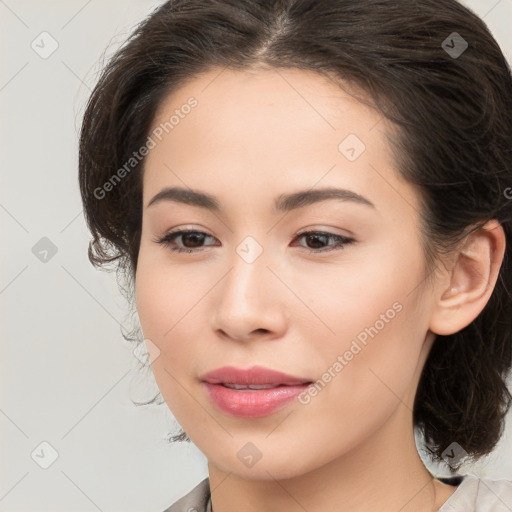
[162,477,211,512]
[439,474,512,512]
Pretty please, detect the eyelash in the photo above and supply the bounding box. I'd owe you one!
[153,229,355,254]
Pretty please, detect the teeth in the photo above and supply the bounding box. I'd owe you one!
[223,383,280,390]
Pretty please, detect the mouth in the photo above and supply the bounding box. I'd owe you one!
[199,364,313,387]
[214,382,312,390]
[201,381,313,418]
[198,365,314,417]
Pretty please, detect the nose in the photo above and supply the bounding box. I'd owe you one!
[210,244,288,342]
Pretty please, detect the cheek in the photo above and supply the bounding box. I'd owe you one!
[298,243,428,413]
[291,244,422,347]
[134,251,211,410]
[135,243,204,337]
[293,293,427,464]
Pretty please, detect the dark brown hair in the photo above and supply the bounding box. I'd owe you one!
[78,0,512,471]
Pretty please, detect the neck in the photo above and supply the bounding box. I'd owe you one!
[208,404,442,512]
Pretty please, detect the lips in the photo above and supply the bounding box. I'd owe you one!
[203,382,311,418]
[221,383,284,390]
[199,365,312,386]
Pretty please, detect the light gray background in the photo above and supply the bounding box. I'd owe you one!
[1,0,511,510]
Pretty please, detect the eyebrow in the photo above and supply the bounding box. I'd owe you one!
[146,186,376,212]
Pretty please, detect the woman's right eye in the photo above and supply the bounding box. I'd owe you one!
[153,230,218,253]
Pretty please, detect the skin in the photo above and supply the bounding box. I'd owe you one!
[135,67,506,512]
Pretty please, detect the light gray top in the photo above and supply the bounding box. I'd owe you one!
[163,474,512,512]
[164,478,211,512]
[438,474,512,511]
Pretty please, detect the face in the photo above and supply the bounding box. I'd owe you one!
[135,67,439,480]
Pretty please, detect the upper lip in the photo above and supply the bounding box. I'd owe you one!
[200,365,312,386]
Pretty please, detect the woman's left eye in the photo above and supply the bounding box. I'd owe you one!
[153,229,355,254]
[293,230,355,253]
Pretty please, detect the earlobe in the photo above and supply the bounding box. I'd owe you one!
[429,220,506,336]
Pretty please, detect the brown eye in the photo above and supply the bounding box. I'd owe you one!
[293,231,355,253]
[154,230,218,253]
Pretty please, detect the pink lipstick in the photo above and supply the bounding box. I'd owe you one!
[199,365,313,418]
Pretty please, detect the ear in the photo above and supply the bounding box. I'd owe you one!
[429,220,506,336]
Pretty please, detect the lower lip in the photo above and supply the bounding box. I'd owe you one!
[202,382,310,418]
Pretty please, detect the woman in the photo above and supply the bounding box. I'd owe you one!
[78,0,512,510]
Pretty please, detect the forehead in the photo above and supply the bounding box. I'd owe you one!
[142,67,420,219]
[151,67,380,138]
